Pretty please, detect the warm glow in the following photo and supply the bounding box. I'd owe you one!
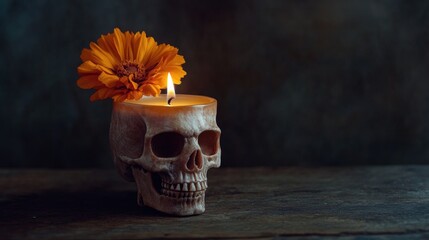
[167,72,176,105]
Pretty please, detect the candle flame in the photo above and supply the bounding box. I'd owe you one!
[167,72,176,105]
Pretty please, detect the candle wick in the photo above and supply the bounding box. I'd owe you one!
[167,97,175,105]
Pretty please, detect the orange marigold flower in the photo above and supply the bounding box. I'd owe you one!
[77,28,186,102]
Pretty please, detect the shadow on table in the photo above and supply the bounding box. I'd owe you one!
[0,189,171,225]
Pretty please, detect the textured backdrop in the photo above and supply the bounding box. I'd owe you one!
[1,0,429,168]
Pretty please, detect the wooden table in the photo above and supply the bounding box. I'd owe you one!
[1,166,428,239]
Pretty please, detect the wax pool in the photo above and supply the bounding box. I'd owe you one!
[124,94,216,107]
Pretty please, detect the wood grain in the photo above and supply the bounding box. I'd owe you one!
[1,166,428,239]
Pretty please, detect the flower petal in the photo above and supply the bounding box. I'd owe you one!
[128,90,143,100]
[140,84,160,96]
[98,71,119,87]
[146,44,177,68]
[124,31,134,60]
[135,32,148,63]
[89,42,116,70]
[97,64,115,75]
[77,75,103,89]
[169,54,186,65]
[81,48,113,70]
[113,94,128,102]
[163,66,186,83]
[97,34,121,63]
[119,76,128,84]
[141,36,157,66]
[77,61,100,75]
[132,32,142,61]
[113,28,125,61]
[128,74,138,90]
[80,48,96,63]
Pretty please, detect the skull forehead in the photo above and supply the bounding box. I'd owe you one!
[144,110,219,137]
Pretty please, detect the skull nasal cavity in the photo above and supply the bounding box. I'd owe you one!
[186,150,203,171]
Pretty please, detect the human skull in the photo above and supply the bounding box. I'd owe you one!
[110,99,221,216]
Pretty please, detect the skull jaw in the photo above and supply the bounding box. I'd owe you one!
[132,168,206,216]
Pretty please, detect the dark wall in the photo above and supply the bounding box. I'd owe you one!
[1,0,429,168]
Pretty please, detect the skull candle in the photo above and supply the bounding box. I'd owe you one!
[110,94,221,216]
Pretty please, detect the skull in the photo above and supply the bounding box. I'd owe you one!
[110,99,221,216]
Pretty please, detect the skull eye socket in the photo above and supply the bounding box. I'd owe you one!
[151,132,185,158]
[198,130,220,156]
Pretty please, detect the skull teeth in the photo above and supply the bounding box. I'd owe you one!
[176,172,206,183]
[161,189,205,199]
[190,182,196,191]
[158,172,208,199]
[161,180,208,193]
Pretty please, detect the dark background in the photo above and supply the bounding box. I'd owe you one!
[1,0,429,168]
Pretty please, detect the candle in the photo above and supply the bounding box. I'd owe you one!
[127,72,214,107]
[127,94,216,107]
[110,73,221,216]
